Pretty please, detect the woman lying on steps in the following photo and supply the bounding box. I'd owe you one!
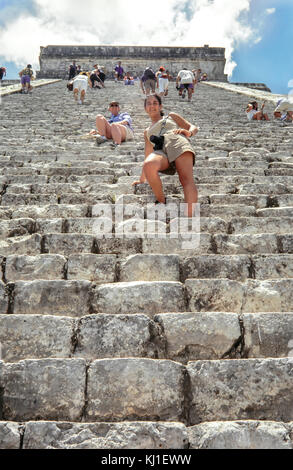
[132,94,199,217]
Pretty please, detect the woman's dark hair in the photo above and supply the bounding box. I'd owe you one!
[144,94,164,116]
[249,101,258,110]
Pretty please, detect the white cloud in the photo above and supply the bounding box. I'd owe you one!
[0,0,256,77]
[266,8,276,15]
[254,36,262,44]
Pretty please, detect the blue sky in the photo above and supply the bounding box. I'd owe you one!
[0,0,292,95]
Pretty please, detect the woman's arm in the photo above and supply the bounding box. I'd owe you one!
[169,112,199,137]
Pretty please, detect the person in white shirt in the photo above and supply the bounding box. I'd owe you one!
[72,72,92,104]
[246,101,269,121]
[176,68,195,102]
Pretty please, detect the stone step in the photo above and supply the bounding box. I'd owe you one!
[0,234,42,256]
[214,233,292,254]
[1,357,292,423]
[187,358,293,424]
[4,254,67,281]
[93,281,186,315]
[181,254,293,281]
[201,205,256,219]
[136,183,238,197]
[2,280,186,316]
[210,194,268,208]
[0,420,189,449]
[239,183,293,195]
[229,217,293,234]
[0,311,292,364]
[143,233,292,255]
[0,232,293,257]
[9,204,90,219]
[256,206,293,217]
[188,420,293,449]
[0,219,35,239]
[6,277,292,318]
[3,253,292,283]
[2,419,293,449]
[0,358,186,422]
[43,233,141,256]
[186,279,293,313]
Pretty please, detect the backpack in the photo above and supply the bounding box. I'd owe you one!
[143,68,156,81]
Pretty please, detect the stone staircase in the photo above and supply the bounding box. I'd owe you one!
[0,80,293,449]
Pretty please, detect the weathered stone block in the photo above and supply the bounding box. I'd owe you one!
[67,254,116,282]
[257,207,293,217]
[253,255,293,280]
[239,183,291,195]
[142,233,212,255]
[93,281,185,315]
[200,204,256,220]
[22,421,189,449]
[0,281,8,314]
[2,359,86,421]
[0,314,74,362]
[242,280,293,312]
[243,313,293,358]
[12,280,92,316]
[0,234,42,256]
[86,358,186,422]
[230,217,293,235]
[0,218,35,239]
[214,234,279,254]
[119,254,180,282]
[0,422,21,449]
[97,237,142,255]
[35,218,63,233]
[1,193,58,205]
[74,314,162,359]
[181,255,251,281]
[43,233,94,255]
[210,194,267,209]
[11,204,89,219]
[155,312,241,361]
[188,421,293,449]
[5,254,66,281]
[187,358,293,424]
[185,279,244,313]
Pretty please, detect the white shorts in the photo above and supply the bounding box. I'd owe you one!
[73,78,88,92]
[158,77,169,94]
[124,125,134,141]
[246,109,258,121]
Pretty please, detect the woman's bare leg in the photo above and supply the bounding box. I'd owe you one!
[175,152,198,217]
[143,153,169,203]
[80,90,86,104]
[73,88,79,101]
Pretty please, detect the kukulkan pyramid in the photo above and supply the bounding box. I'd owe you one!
[0,47,293,449]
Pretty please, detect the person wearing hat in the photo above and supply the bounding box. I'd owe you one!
[89,101,134,147]
[155,66,169,97]
[19,64,34,93]
[273,98,293,122]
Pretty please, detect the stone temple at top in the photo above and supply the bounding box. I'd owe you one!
[37,44,228,81]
